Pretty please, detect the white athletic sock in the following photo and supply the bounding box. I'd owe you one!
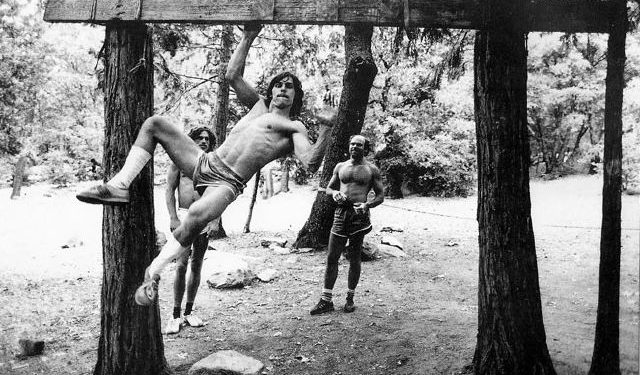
[106,146,152,189]
[147,235,189,277]
[321,288,333,302]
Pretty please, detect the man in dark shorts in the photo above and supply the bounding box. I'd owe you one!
[310,135,384,315]
[76,25,331,306]
[164,126,218,334]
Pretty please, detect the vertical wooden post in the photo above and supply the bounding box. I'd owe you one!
[94,22,169,375]
[472,0,556,373]
[589,1,626,374]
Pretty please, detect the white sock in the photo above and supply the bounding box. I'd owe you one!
[106,146,152,189]
[321,288,333,302]
[147,235,189,277]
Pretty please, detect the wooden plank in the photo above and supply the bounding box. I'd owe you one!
[43,0,614,33]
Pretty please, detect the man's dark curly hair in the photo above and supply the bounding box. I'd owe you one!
[264,72,304,119]
[188,127,216,152]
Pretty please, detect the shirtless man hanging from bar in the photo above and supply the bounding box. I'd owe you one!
[76,25,331,305]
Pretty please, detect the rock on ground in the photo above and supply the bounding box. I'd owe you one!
[203,252,258,288]
[188,350,264,375]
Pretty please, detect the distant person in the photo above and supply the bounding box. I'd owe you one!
[322,84,337,108]
[76,24,331,306]
[310,135,384,315]
[164,126,218,334]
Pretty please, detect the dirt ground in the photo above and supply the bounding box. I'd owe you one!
[0,174,638,375]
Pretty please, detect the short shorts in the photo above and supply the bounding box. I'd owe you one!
[330,205,372,238]
[193,151,246,198]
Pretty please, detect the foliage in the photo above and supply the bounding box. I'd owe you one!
[0,0,48,156]
[527,33,607,175]
[622,74,640,189]
[369,27,476,197]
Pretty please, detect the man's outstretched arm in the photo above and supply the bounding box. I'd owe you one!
[225,24,262,108]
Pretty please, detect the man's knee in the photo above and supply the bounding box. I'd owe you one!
[142,115,168,134]
[190,258,203,275]
[176,255,189,271]
[326,248,342,265]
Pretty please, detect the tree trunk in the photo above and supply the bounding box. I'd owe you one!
[94,23,169,375]
[472,2,556,374]
[294,24,377,249]
[588,2,626,374]
[279,159,290,193]
[213,24,233,145]
[262,168,274,199]
[208,24,234,240]
[244,171,260,233]
[10,155,31,199]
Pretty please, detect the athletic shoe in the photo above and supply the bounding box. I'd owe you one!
[184,314,204,327]
[76,184,129,205]
[310,299,334,315]
[164,317,182,334]
[134,270,160,306]
[343,298,356,313]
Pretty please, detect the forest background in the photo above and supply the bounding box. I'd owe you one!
[1,0,640,198]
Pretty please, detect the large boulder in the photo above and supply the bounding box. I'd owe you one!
[188,350,264,375]
[344,240,379,261]
[204,252,258,289]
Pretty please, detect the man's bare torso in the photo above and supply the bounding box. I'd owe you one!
[337,160,375,204]
[216,99,300,181]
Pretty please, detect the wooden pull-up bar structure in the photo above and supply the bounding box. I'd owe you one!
[44,0,615,33]
[42,1,627,374]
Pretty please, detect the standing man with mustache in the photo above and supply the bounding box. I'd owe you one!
[76,24,331,306]
[310,135,384,315]
[164,127,218,334]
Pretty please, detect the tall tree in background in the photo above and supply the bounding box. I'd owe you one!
[472,0,556,373]
[588,1,627,374]
[213,24,234,144]
[294,25,377,248]
[208,24,235,239]
[95,23,169,375]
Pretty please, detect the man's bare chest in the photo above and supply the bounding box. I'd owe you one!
[339,165,372,185]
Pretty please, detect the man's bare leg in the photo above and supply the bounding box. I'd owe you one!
[310,233,347,315]
[345,234,364,313]
[77,115,203,204]
[136,185,236,305]
[183,234,207,327]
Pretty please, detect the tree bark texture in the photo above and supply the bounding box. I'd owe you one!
[94,23,169,375]
[10,155,31,199]
[472,3,556,374]
[588,2,626,374]
[294,24,377,249]
[213,24,233,145]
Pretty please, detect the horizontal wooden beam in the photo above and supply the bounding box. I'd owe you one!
[43,0,614,33]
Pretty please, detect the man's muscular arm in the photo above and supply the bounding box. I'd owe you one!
[291,122,332,174]
[324,163,346,204]
[226,24,262,108]
[165,164,181,231]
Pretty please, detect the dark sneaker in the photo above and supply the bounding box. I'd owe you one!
[76,184,129,205]
[343,299,356,313]
[134,269,160,306]
[310,299,334,315]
